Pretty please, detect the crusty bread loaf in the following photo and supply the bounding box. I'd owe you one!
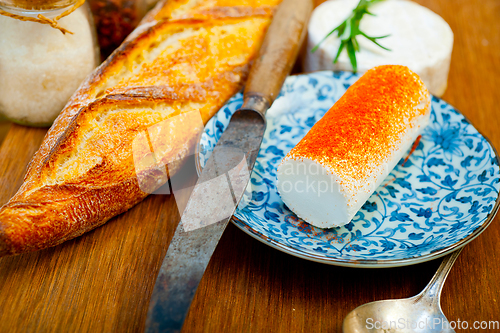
[0,0,282,257]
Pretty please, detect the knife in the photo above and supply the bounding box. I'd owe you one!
[145,0,313,331]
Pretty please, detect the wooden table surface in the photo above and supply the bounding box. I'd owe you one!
[1,0,499,332]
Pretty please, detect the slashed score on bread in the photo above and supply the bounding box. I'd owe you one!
[0,0,283,257]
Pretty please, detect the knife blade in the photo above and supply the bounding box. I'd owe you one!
[145,0,313,331]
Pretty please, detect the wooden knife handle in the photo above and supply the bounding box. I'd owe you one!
[242,0,313,114]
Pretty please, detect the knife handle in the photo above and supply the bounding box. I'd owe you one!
[242,0,313,114]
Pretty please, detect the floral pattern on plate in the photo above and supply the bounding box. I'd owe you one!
[199,71,500,267]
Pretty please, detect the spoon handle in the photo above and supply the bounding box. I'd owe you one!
[417,247,464,306]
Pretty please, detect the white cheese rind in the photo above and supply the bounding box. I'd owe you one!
[276,112,429,228]
[303,0,453,97]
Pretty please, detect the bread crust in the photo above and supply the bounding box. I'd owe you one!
[0,0,281,257]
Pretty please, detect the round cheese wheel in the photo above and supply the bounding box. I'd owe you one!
[303,0,453,97]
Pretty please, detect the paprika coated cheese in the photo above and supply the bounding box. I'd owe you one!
[276,65,431,228]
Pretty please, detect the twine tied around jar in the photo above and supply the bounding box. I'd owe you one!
[0,0,84,34]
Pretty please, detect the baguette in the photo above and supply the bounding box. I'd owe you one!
[0,0,282,257]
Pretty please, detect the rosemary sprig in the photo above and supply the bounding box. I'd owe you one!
[311,0,390,72]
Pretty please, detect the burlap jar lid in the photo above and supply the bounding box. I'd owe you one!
[0,0,85,34]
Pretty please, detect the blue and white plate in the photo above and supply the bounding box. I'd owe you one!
[198,71,500,268]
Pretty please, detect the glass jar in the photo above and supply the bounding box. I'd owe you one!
[0,0,77,11]
[0,0,100,126]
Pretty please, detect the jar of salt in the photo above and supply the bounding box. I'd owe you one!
[0,0,99,126]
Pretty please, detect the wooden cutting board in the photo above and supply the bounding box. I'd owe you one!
[1,1,500,332]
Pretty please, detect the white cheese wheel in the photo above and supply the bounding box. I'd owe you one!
[303,0,453,97]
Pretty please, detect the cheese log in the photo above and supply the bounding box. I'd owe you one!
[0,0,282,257]
[276,65,431,228]
[303,0,453,97]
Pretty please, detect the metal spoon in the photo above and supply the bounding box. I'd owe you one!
[342,248,463,333]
